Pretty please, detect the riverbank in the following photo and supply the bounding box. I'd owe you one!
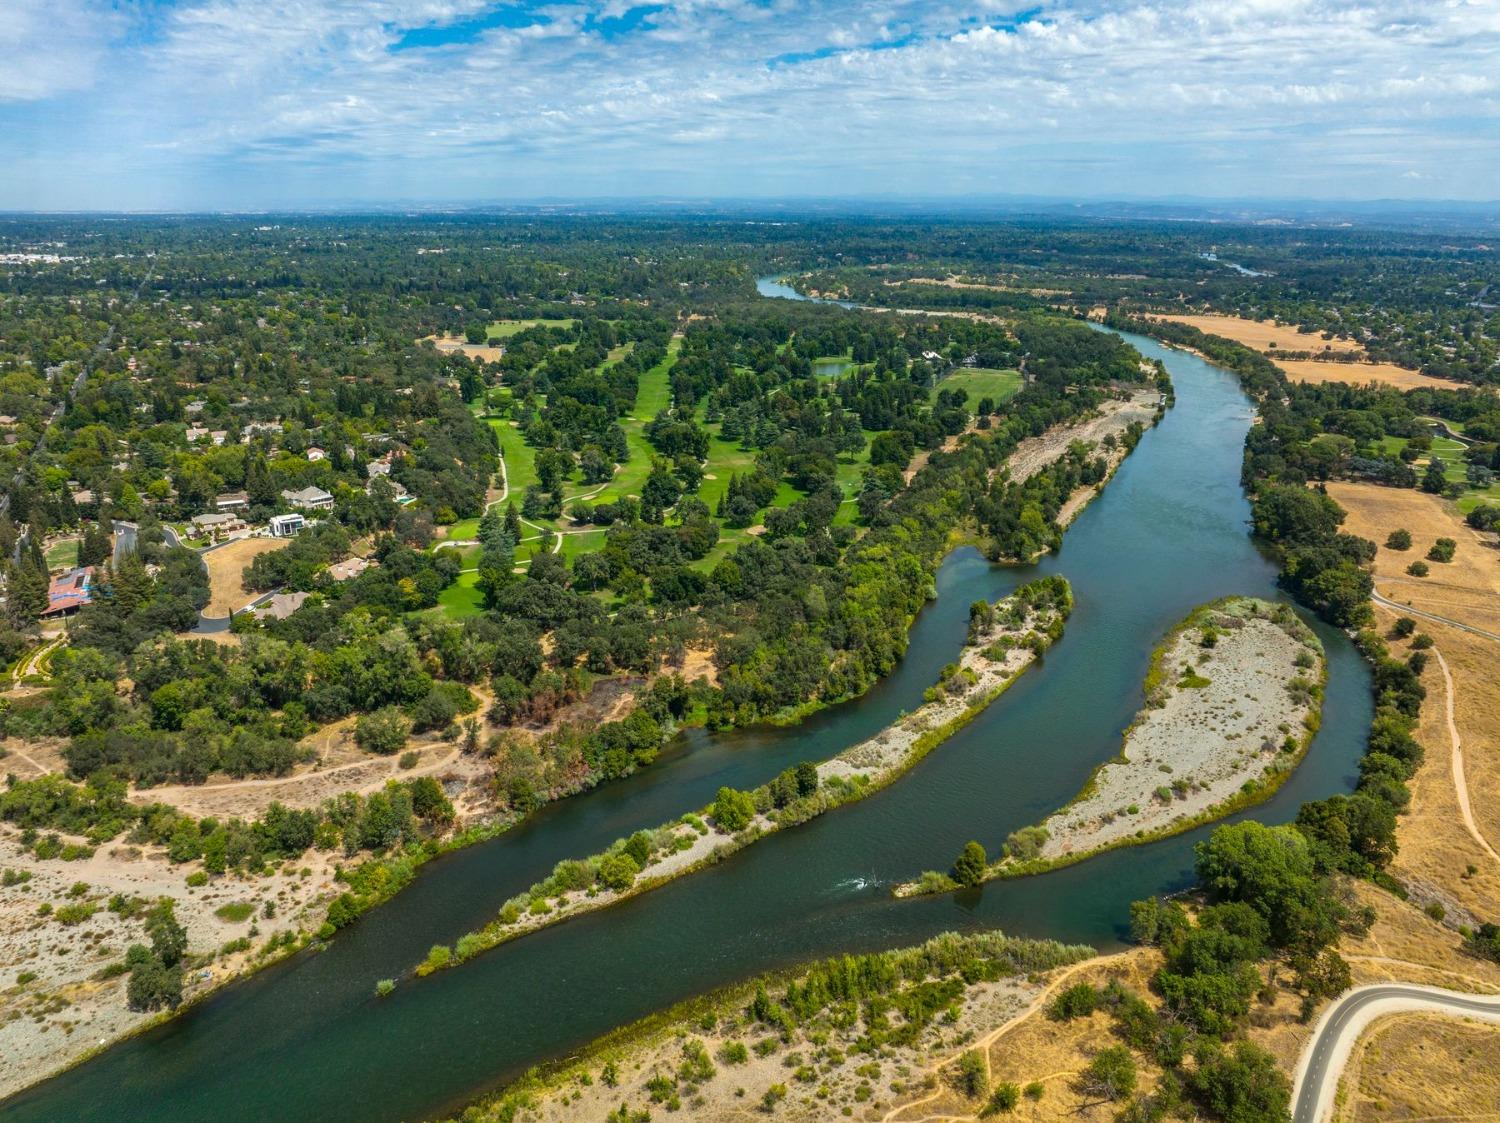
[411,578,1073,977]
[896,596,1324,894]
[441,929,1097,1123]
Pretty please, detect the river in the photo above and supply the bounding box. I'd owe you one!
[0,295,1371,1123]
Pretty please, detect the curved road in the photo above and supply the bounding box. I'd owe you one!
[1292,983,1500,1123]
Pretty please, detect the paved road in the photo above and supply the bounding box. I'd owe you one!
[111,519,138,565]
[1371,589,1500,644]
[1292,983,1500,1123]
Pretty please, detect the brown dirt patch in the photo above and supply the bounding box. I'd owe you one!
[203,537,287,617]
[1340,1012,1500,1122]
[421,334,505,363]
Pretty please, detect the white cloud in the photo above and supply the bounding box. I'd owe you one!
[0,0,123,101]
[3,0,1499,205]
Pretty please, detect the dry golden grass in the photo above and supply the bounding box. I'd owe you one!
[1149,314,1460,390]
[202,536,287,616]
[1274,359,1457,392]
[1340,1013,1500,1122]
[1325,482,1500,918]
[1154,313,1365,356]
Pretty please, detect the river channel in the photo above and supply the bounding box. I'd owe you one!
[0,297,1370,1123]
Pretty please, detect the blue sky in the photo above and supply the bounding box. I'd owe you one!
[2,0,1498,209]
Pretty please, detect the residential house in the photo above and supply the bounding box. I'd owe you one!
[191,512,246,540]
[269,513,307,537]
[258,591,309,620]
[281,486,334,511]
[326,556,374,582]
[215,491,250,512]
[306,446,326,462]
[43,566,94,616]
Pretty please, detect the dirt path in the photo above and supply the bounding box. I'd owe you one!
[880,959,1099,1123]
[131,745,464,817]
[1432,646,1500,867]
[3,744,51,778]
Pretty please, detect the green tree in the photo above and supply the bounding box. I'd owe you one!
[952,839,988,887]
[1079,1045,1135,1101]
[712,787,755,832]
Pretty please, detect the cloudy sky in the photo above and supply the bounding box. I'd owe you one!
[2,0,1497,209]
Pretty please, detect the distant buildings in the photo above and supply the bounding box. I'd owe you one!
[281,486,334,511]
[215,491,249,512]
[44,566,95,616]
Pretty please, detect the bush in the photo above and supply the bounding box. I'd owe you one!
[1048,981,1099,1020]
[597,851,641,893]
[1384,529,1411,550]
[718,1041,749,1065]
[214,902,254,923]
[54,902,98,926]
[1427,537,1456,562]
[982,1082,1020,1115]
[423,944,452,972]
[375,978,395,997]
[1406,560,1429,577]
[951,1050,988,1099]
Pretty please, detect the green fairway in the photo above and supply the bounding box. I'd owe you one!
[932,367,1023,406]
[435,570,485,618]
[486,318,575,339]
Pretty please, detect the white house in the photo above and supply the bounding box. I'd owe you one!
[269,513,306,537]
[306,446,326,462]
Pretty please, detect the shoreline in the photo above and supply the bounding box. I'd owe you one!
[411,578,1073,977]
[895,596,1326,896]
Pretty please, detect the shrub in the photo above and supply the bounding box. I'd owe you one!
[1004,826,1049,861]
[398,751,419,770]
[983,1082,1021,1115]
[719,1041,749,1065]
[54,902,98,926]
[1427,537,1456,562]
[1048,982,1099,1020]
[375,978,395,997]
[214,902,254,923]
[423,944,452,972]
[951,1050,988,1099]
[597,851,640,893]
[1384,529,1411,550]
[1406,560,1429,577]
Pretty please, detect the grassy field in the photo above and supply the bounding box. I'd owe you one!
[435,570,485,618]
[932,366,1022,405]
[44,538,79,572]
[486,318,575,339]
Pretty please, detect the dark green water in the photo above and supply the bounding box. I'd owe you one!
[1,329,1371,1123]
